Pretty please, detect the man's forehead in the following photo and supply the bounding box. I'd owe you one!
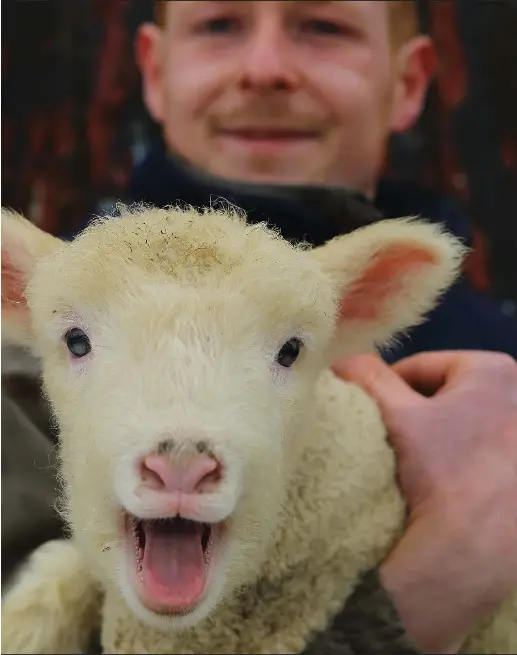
[171,0,385,16]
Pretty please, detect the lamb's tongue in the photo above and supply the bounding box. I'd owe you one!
[141,519,207,606]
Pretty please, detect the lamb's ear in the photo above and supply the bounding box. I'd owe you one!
[2,209,63,348]
[311,217,466,359]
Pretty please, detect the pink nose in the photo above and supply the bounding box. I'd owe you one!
[141,453,220,494]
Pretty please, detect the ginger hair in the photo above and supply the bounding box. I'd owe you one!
[388,1,420,48]
[153,0,420,47]
[154,1,165,27]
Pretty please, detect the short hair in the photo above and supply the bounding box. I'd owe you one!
[154,1,420,47]
[388,1,420,47]
[154,0,165,27]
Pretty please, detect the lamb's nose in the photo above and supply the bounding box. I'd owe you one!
[140,453,220,494]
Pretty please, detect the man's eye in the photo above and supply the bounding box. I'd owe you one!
[199,17,241,34]
[301,19,351,36]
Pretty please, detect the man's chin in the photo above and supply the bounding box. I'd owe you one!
[197,148,326,187]
[212,163,320,187]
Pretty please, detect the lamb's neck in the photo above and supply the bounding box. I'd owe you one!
[260,432,335,580]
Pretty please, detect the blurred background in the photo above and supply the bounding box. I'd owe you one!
[2,0,517,307]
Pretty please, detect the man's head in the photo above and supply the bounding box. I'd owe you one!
[136,1,435,196]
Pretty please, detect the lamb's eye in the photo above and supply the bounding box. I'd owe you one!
[65,328,91,358]
[276,338,303,368]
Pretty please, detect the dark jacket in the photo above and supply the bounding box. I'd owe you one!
[1,347,62,585]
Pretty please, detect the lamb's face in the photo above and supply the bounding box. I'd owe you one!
[2,206,464,631]
[24,209,338,630]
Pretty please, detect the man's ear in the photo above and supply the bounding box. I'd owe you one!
[135,23,166,126]
[390,35,437,134]
[2,209,63,348]
[311,217,466,359]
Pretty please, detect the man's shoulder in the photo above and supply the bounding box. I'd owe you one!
[376,179,517,363]
[375,179,472,245]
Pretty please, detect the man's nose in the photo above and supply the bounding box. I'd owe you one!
[238,20,300,93]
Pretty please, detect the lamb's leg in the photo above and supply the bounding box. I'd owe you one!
[1,539,102,654]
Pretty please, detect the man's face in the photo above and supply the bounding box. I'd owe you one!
[137,1,433,195]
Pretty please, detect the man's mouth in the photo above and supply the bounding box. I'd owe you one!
[125,513,224,615]
[220,127,319,138]
[216,126,320,147]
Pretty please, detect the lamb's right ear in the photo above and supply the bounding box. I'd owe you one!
[2,209,63,347]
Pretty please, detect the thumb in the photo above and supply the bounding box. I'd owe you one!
[331,354,422,416]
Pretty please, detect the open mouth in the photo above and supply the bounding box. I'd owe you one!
[125,514,221,615]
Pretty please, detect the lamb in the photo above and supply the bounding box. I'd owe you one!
[1,204,516,654]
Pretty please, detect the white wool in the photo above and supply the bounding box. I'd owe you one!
[2,205,515,654]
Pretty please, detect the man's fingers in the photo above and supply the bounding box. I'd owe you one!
[391,350,482,396]
[331,354,421,413]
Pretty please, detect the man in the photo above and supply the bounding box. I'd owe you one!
[2,2,516,652]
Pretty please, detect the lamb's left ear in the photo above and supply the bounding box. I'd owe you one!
[311,217,466,359]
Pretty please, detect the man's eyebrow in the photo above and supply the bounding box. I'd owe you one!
[302,1,366,20]
[202,0,335,5]
[296,1,353,10]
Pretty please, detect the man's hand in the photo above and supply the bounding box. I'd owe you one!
[332,351,517,654]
